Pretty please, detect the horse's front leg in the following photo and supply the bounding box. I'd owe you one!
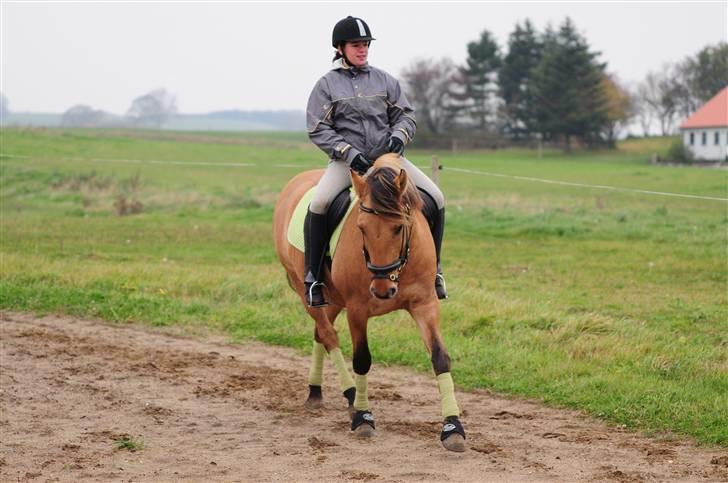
[409,301,467,452]
[346,307,375,437]
[305,305,356,412]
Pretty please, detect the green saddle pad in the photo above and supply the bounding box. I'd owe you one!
[287,186,357,257]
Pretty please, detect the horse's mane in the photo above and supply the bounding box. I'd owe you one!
[366,155,423,221]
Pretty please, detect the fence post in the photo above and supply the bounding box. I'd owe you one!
[431,155,440,186]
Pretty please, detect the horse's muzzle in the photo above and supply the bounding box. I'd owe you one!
[370,283,398,300]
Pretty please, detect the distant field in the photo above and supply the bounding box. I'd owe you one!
[1,128,726,446]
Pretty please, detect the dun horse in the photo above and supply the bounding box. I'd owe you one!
[273,154,466,452]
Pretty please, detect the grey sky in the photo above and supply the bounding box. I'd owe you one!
[2,1,726,114]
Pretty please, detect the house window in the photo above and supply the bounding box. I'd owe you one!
[716,132,720,145]
[690,132,695,145]
[702,131,707,145]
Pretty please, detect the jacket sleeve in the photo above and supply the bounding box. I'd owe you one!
[385,74,417,146]
[306,77,361,164]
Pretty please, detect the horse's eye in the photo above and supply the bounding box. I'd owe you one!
[394,225,403,235]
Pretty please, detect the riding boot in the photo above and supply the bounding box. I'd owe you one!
[431,207,448,300]
[304,208,328,307]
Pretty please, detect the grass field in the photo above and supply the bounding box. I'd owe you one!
[1,128,726,446]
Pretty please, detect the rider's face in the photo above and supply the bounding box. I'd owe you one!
[341,41,369,67]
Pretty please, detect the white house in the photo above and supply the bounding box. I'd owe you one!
[680,86,728,161]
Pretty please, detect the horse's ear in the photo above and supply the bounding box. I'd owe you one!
[351,169,367,197]
[395,169,408,198]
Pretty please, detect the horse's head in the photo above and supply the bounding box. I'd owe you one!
[351,154,423,300]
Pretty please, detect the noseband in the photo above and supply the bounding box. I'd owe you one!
[359,202,412,283]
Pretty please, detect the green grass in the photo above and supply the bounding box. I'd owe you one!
[1,128,726,446]
[114,435,145,452]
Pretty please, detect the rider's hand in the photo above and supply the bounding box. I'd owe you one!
[350,154,373,175]
[386,137,405,155]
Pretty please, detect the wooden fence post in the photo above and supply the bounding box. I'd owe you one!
[431,155,440,186]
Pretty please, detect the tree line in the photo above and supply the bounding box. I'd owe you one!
[59,88,178,129]
[400,17,727,151]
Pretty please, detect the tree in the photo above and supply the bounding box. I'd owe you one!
[61,104,105,127]
[126,88,177,128]
[530,19,609,151]
[0,92,9,123]
[686,42,728,104]
[400,57,460,134]
[499,20,542,138]
[637,68,680,136]
[600,73,633,146]
[458,30,502,130]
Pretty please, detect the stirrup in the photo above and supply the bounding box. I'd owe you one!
[435,273,448,300]
[305,280,328,308]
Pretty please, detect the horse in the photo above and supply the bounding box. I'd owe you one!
[272,153,466,452]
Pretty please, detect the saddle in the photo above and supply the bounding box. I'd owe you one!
[287,187,355,257]
[286,185,439,258]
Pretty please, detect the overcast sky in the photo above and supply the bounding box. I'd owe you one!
[2,1,726,114]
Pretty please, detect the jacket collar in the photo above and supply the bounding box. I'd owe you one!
[332,58,370,73]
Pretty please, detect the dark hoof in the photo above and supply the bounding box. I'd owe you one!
[351,410,375,438]
[305,385,323,411]
[440,416,466,452]
[304,397,323,411]
[343,387,356,416]
[442,433,467,452]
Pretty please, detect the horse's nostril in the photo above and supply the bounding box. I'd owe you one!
[388,287,397,298]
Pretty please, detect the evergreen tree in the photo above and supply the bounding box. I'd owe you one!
[459,30,502,130]
[499,20,542,138]
[530,18,609,151]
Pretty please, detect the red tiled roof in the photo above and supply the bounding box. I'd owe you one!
[680,86,728,129]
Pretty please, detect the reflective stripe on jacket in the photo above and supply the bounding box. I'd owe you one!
[306,61,416,164]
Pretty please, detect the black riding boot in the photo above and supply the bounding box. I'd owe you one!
[304,208,328,307]
[432,207,448,300]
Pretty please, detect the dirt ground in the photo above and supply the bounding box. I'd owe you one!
[1,311,726,482]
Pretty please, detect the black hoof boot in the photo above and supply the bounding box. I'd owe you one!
[440,416,466,452]
[304,385,323,410]
[351,410,375,437]
[435,272,448,300]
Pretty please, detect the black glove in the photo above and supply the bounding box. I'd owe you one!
[386,136,405,155]
[350,154,372,175]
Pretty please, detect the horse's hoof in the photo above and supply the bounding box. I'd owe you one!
[351,410,375,438]
[441,433,467,452]
[353,424,376,438]
[304,397,323,411]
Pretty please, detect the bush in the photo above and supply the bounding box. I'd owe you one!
[666,139,694,163]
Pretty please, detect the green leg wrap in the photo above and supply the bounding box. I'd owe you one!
[354,373,369,411]
[308,341,326,386]
[436,372,460,418]
[329,347,355,392]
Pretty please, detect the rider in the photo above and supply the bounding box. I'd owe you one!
[304,15,447,307]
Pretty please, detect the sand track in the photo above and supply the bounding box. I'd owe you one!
[1,311,726,482]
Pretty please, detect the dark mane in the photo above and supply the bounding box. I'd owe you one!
[366,166,423,221]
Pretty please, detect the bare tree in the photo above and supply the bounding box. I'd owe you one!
[637,68,680,136]
[401,58,460,134]
[61,104,105,127]
[126,88,177,128]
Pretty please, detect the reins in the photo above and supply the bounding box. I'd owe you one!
[359,202,412,283]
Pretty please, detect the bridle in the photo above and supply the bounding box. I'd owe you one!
[359,202,412,283]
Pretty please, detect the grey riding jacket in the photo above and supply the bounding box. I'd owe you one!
[307,61,417,164]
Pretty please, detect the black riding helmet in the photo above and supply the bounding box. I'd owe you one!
[332,16,375,48]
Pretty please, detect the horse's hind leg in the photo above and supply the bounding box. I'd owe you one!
[304,304,355,411]
[409,301,467,452]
